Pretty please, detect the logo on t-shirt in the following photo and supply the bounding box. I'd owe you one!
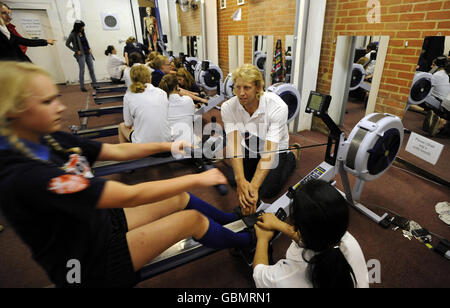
[62,154,94,179]
[48,175,90,195]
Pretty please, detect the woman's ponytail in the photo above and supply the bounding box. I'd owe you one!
[305,246,357,288]
[159,74,178,98]
[105,45,115,56]
[130,81,146,94]
[129,65,151,94]
[292,180,357,288]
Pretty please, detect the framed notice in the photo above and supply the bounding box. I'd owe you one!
[220,0,226,9]
[237,0,244,5]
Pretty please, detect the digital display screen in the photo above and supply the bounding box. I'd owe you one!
[309,94,323,111]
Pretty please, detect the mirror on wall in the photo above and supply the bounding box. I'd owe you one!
[285,35,294,83]
[182,35,203,60]
[253,35,268,79]
[400,36,450,182]
[252,35,274,89]
[331,35,386,131]
[228,35,244,74]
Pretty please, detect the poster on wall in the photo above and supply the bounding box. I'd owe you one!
[20,17,44,38]
[101,13,120,31]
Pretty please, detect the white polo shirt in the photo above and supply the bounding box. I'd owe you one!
[168,93,195,143]
[123,83,172,143]
[107,54,126,80]
[253,232,370,288]
[221,92,290,152]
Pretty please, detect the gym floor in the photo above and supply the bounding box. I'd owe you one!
[0,84,449,288]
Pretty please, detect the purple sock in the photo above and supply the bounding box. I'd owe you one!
[197,217,252,249]
[186,193,238,225]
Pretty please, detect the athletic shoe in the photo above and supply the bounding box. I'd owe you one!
[429,112,442,137]
[435,202,450,225]
[423,110,432,133]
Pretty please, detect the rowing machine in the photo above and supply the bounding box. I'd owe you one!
[135,91,404,278]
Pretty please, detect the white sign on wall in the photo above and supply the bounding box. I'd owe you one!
[20,17,44,38]
[405,132,444,165]
[101,12,120,30]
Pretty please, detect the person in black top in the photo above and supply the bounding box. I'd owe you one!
[0,61,252,288]
[65,20,97,92]
[0,9,55,62]
[123,36,148,66]
[149,54,171,87]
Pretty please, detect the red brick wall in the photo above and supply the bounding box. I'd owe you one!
[217,0,296,75]
[178,4,202,37]
[317,0,450,117]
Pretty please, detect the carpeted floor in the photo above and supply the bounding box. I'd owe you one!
[0,84,449,288]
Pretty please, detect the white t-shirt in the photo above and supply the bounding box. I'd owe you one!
[253,232,369,288]
[430,69,450,110]
[123,83,172,143]
[107,54,126,80]
[123,64,152,92]
[220,92,290,153]
[168,93,195,143]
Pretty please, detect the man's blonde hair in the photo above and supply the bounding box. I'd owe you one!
[232,64,265,100]
[130,64,151,93]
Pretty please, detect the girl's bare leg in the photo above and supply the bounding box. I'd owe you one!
[118,122,132,144]
[123,192,190,231]
[126,209,209,271]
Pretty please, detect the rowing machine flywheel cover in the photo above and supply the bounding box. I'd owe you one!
[344,113,404,182]
[195,61,224,92]
[223,73,235,98]
[408,72,433,106]
[349,64,366,91]
[267,83,301,125]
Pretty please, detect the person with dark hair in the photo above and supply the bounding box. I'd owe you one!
[65,20,97,92]
[123,36,147,66]
[105,45,126,83]
[253,180,369,288]
[0,2,55,62]
[365,42,377,59]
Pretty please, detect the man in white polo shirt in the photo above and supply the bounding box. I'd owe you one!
[221,64,299,215]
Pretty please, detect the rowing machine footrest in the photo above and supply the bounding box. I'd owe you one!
[379,215,392,229]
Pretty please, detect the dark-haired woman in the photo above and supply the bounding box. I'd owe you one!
[253,180,369,288]
[105,45,126,83]
[65,20,97,92]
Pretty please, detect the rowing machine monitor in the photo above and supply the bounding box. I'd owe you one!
[305,91,331,116]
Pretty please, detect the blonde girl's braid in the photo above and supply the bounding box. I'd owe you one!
[42,135,81,156]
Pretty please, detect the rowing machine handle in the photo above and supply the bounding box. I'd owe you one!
[203,163,228,196]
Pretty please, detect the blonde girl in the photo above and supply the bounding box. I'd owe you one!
[0,62,251,287]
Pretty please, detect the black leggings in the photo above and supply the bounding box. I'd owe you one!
[227,152,297,199]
